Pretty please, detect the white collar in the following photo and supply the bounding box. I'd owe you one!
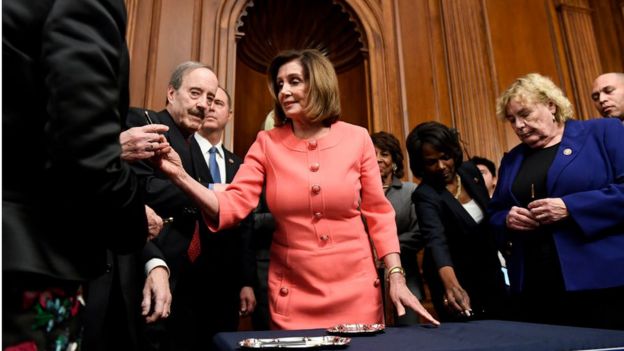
[193,132,223,156]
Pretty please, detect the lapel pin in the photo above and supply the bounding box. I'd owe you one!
[473,177,479,183]
[563,148,572,156]
[228,158,234,164]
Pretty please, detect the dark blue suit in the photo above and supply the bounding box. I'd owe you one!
[489,118,624,294]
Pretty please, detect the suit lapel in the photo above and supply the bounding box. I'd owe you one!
[188,137,212,184]
[461,165,490,212]
[222,147,240,183]
[157,110,195,176]
[439,163,490,230]
[547,120,585,194]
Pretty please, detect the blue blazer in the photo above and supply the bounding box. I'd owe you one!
[489,118,624,293]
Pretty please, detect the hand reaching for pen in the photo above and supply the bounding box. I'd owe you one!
[527,198,568,225]
[388,273,440,326]
[439,266,473,317]
[152,146,184,179]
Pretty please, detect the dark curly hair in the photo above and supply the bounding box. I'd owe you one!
[405,121,463,180]
[371,131,404,178]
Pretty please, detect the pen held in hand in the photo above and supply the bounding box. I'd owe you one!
[144,110,154,125]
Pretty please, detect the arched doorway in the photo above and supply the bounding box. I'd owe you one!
[231,0,369,156]
[214,0,399,156]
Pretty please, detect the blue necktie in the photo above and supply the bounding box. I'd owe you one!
[209,146,221,183]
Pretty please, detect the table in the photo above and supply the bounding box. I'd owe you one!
[213,320,624,350]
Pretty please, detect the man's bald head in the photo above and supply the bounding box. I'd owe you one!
[592,73,624,120]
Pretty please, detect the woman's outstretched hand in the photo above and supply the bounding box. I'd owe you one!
[152,146,184,179]
[388,273,440,326]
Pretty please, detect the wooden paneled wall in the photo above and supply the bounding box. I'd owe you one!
[126,0,624,172]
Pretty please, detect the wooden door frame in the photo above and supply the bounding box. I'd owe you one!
[206,0,402,149]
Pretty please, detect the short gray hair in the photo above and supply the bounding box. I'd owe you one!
[168,61,212,90]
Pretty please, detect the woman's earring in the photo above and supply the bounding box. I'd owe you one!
[392,163,398,173]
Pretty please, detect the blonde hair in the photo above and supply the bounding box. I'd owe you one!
[267,49,341,127]
[496,73,574,122]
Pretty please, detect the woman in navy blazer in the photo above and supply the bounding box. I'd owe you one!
[490,73,624,329]
[407,122,507,322]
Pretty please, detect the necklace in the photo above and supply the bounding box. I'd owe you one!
[453,174,462,199]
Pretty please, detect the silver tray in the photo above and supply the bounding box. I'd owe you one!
[239,336,350,349]
[326,323,385,334]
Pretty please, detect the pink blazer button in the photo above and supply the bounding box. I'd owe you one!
[311,184,321,194]
[308,139,318,150]
[314,212,323,219]
[310,163,320,172]
[280,287,289,296]
[320,235,329,241]
[374,278,381,287]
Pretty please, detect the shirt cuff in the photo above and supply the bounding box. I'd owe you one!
[145,258,169,276]
[208,183,214,190]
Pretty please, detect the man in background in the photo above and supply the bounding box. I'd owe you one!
[591,72,624,122]
[471,156,498,198]
[126,64,255,350]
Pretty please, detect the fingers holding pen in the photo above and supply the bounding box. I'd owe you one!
[506,206,540,231]
[120,125,170,162]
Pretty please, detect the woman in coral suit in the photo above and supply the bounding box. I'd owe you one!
[154,49,439,330]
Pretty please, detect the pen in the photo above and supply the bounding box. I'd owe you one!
[530,183,535,200]
[144,110,154,125]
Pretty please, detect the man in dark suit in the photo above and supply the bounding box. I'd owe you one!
[2,0,148,349]
[82,126,172,351]
[126,64,256,350]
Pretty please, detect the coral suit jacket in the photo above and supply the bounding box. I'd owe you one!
[210,121,400,329]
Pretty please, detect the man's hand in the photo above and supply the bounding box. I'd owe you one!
[145,205,163,241]
[141,266,172,323]
[239,286,256,316]
[120,124,170,162]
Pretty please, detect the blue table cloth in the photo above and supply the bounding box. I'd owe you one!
[213,320,624,351]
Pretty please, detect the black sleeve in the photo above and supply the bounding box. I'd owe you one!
[40,0,147,253]
[413,187,454,269]
[238,214,258,288]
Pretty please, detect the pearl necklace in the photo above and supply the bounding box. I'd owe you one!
[453,174,462,199]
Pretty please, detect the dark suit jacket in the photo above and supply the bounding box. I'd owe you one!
[126,108,256,292]
[413,162,506,320]
[2,0,147,281]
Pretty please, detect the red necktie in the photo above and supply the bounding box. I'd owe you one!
[187,221,201,263]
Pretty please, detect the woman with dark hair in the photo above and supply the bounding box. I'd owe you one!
[371,132,424,325]
[406,121,507,322]
[154,49,438,329]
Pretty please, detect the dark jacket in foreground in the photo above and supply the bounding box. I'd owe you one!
[2,0,147,281]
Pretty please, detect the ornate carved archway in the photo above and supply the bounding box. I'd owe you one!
[208,0,399,150]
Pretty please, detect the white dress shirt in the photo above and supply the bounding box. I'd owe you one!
[194,132,226,184]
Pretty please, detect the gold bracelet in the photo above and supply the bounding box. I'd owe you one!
[385,265,406,281]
